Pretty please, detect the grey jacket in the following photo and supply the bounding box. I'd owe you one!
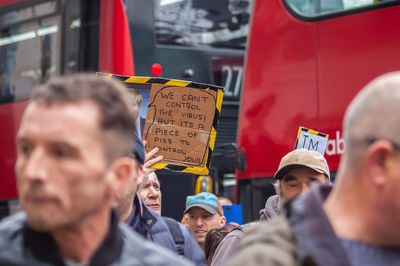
[0,211,192,266]
[225,216,301,266]
[226,184,349,266]
[259,194,280,221]
[211,222,258,266]
[211,194,280,266]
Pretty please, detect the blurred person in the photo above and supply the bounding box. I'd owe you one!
[114,131,145,223]
[227,72,400,266]
[185,192,226,251]
[128,88,146,135]
[218,197,233,206]
[204,224,237,265]
[0,74,189,266]
[211,149,330,266]
[116,140,206,265]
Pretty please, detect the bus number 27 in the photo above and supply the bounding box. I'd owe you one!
[222,65,243,98]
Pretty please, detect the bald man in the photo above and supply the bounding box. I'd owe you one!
[227,72,400,266]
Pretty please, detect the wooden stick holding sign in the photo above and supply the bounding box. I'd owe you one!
[98,73,224,175]
[295,126,329,155]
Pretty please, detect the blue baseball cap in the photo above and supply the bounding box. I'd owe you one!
[184,192,223,216]
[131,131,145,165]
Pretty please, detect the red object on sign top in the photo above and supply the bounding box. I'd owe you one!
[151,63,162,76]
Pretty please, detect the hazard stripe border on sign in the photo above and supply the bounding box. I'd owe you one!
[98,72,224,175]
[295,126,329,150]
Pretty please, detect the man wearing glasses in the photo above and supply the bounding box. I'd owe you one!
[276,149,330,196]
[258,148,330,221]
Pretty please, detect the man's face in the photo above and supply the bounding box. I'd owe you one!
[139,172,162,215]
[16,101,111,231]
[280,167,327,200]
[187,207,226,247]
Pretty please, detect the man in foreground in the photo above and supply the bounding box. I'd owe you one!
[0,74,189,266]
[228,72,400,265]
[185,192,226,251]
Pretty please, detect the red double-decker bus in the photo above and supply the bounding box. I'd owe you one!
[3,0,400,222]
[236,0,400,221]
[0,0,251,219]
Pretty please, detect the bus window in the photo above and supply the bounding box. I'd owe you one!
[154,0,251,49]
[0,1,56,28]
[285,0,397,17]
[0,1,60,104]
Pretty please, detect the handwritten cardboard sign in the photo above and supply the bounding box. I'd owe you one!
[295,126,329,155]
[144,83,220,170]
[97,73,224,175]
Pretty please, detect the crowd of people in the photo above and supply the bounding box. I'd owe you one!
[0,71,400,265]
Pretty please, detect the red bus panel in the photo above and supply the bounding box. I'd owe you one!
[238,0,400,179]
[99,0,134,76]
[0,101,27,199]
[318,5,400,170]
[237,0,318,179]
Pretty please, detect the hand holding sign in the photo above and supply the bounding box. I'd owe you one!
[143,140,163,175]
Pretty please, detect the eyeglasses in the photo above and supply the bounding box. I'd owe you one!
[282,176,322,192]
[365,137,400,151]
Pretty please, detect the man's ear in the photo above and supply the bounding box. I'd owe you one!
[220,215,226,226]
[273,183,280,198]
[106,157,133,194]
[365,140,393,188]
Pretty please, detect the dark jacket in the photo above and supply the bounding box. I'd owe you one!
[0,210,191,266]
[226,184,350,266]
[126,195,206,266]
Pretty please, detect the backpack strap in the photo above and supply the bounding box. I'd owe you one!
[162,217,185,256]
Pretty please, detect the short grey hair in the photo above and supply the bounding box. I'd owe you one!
[31,74,136,164]
[343,72,400,167]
